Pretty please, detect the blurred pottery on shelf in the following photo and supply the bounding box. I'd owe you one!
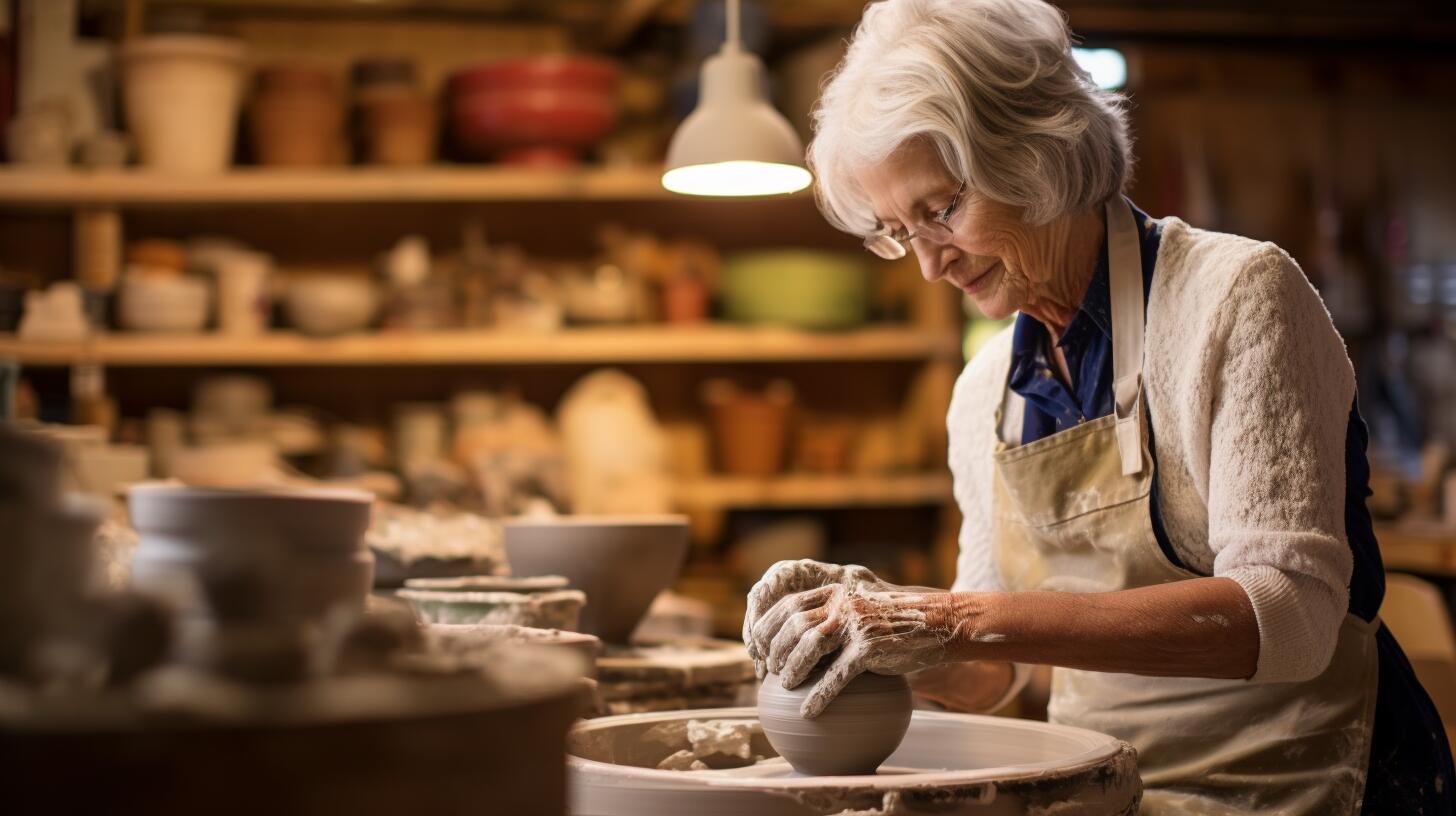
[117,272,210,333]
[562,264,643,324]
[794,420,856,473]
[77,130,131,168]
[118,35,246,174]
[284,273,377,336]
[127,239,188,273]
[661,275,709,324]
[169,440,280,488]
[17,283,90,343]
[360,91,436,166]
[702,379,795,476]
[209,248,272,335]
[352,56,418,91]
[6,100,73,167]
[449,57,620,165]
[192,374,272,439]
[723,250,870,330]
[250,63,346,166]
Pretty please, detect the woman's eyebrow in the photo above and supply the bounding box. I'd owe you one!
[872,184,957,225]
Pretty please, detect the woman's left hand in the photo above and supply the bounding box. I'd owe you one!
[749,568,955,717]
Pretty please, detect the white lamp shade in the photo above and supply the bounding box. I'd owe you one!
[662,48,812,197]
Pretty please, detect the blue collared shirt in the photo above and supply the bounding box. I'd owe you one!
[1007,202,1161,443]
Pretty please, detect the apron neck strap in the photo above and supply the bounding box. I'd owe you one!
[1107,197,1146,476]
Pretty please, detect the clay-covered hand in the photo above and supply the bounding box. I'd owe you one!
[750,568,956,718]
[742,559,882,679]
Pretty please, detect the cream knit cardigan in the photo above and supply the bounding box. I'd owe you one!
[948,216,1356,684]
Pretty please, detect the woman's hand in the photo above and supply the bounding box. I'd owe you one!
[742,559,882,678]
[747,565,957,717]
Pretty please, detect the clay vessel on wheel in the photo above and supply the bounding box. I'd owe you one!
[757,669,912,775]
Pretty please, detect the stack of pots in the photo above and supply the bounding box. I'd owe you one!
[249,63,346,166]
[353,57,437,166]
[118,35,246,174]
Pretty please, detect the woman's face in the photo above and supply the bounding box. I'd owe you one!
[855,140,1044,320]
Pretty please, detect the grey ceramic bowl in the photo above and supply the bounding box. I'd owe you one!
[127,483,374,622]
[503,516,689,644]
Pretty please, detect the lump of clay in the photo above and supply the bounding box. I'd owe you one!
[757,669,912,776]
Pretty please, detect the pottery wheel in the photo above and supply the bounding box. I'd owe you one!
[568,707,1140,815]
[594,638,756,716]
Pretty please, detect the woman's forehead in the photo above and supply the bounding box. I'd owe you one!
[858,145,957,221]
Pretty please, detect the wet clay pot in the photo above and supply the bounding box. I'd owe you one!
[758,669,912,776]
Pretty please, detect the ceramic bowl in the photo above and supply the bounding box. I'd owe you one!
[127,484,375,623]
[448,56,620,165]
[117,273,211,333]
[285,273,377,336]
[722,250,869,330]
[398,588,586,631]
[503,516,689,644]
[757,669,912,776]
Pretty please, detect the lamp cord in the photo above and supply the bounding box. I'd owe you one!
[726,0,741,51]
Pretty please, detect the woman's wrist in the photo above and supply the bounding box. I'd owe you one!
[924,591,1003,662]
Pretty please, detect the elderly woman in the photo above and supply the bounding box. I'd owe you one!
[743,0,1452,812]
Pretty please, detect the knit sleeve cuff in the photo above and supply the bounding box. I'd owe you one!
[1223,564,1346,684]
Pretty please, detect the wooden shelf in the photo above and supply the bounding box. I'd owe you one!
[1378,522,1456,579]
[0,166,814,208]
[674,473,952,509]
[0,325,958,367]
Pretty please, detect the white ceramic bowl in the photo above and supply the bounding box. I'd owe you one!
[503,515,688,644]
[127,484,374,622]
[285,274,377,336]
[117,273,211,333]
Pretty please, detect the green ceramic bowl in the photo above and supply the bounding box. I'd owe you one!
[722,250,869,330]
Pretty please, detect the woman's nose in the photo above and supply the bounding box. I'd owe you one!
[916,245,953,283]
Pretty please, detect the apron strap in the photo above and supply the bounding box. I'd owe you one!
[1107,198,1146,476]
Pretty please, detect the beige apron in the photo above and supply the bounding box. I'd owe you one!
[989,199,1380,815]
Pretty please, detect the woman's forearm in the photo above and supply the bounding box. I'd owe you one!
[928,577,1260,680]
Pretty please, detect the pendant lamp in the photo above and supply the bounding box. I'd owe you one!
[661,0,812,197]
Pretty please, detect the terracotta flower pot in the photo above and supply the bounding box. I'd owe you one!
[360,91,437,166]
[249,64,346,166]
[703,380,795,476]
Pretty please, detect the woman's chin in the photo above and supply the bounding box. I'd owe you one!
[970,292,1016,321]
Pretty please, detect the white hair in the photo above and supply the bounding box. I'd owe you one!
[809,0,1133,235]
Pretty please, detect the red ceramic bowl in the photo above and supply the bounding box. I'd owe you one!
[449,56,620,165]
[449,56,619,97]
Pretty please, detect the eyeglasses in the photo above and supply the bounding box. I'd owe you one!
[861,182,967,260]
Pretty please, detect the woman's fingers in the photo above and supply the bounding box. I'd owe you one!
[752,585,834,660]
[802,649,866,719]
[767,605,833,676]
[778,617,845,690]
[743,560,841,670]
